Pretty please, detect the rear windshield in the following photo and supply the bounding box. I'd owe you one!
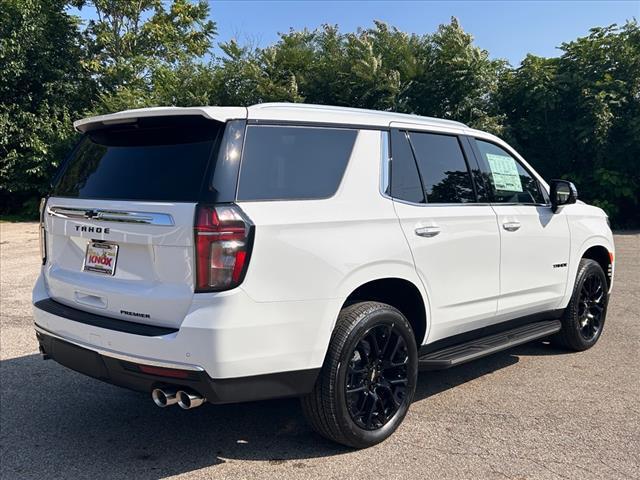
[52,117,223,202]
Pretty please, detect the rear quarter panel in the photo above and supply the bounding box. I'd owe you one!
[237,129,427,345]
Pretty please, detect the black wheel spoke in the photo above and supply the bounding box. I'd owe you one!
[388,335,402,361]
[365,392,380,429]
[347,384,368,394]
[377,379,403,408]
[380,325,393,357]
[581,287,590,301]
[389,378,408,385]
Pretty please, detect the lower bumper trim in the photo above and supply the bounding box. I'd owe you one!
[34,323,202,371]
[35,329,320,404]
[34,298,178,337]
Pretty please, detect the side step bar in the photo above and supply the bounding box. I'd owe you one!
[419,320,562,370]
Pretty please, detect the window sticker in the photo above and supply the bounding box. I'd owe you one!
[485,153,523,192]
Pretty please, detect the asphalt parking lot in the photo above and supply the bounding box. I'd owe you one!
[1,221,638,480]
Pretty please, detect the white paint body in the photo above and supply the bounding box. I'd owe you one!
[34,103,615,380]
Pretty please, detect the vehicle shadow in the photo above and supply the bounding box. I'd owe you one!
[0,340,563,479]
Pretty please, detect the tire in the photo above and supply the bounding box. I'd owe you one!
[554,258,609,351]
[301,301,418,448]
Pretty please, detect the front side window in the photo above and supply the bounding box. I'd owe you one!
[408,132,476,203]
[474,139,545,204]
[237,125,357,201]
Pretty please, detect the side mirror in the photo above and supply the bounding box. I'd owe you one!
[550,179,577,213]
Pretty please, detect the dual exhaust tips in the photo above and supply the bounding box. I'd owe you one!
[151,388,205,410]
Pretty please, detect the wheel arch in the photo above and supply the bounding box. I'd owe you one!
[581,244,613,288]
[577,234,614,280]
[340,277,428,347]
[560,237,614,308]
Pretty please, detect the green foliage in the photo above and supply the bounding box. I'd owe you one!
[0,0,218,213]
[0,0,88,211]
[499,22,640,227]
[1,4,638,227]
[75,0,215,85]
[401,18,507,133]
[73,0,216,113]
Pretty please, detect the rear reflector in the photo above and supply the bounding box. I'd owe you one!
[194,204,253,292]
[138,365,191,379]
[39,197,47,265]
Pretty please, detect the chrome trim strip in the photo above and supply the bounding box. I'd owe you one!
[380,130,391,196]
[47,206,175,226]
[388,198,492,207]
[34,324,204,372]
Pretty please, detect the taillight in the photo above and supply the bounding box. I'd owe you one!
[194,204,253,292]
[39,197,47,265]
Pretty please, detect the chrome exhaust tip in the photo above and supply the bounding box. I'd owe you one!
[176,389,205,410]
[151,388,178,408]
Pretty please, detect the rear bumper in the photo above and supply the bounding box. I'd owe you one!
[32,267,339,401]
[35,325,319,404]
[33,272,340,380]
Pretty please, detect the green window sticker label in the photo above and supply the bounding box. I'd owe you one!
[486,153,523,192]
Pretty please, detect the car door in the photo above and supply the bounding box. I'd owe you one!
[469,137,571,318]
[387,128,500,343]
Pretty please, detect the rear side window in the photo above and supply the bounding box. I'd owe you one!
[237,125,357,201]
[408,132,476,203]
[474,139,545,204]
[52,117,223,202]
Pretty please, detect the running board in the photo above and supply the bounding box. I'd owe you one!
[418,320,562,370]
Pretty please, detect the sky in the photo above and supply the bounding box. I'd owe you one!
[72,0,640,66]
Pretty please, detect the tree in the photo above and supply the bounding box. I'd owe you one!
[556,22,639,226]
[401,18,507,133]
[499,21,640,227]
[498,55,561,180]
[0,0,91,212]
[73,0,216,112]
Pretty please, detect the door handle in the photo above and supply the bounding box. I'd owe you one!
[502,221,521,232]
[415,225,441,237]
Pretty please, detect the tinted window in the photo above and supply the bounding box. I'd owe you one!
[237,126,357,201]
[408,132,476,203]
[475,140,545,204]
[52,117,222,202]
[390,130,425,203]
[461,136,492,203]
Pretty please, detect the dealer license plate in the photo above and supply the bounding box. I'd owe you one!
[83,241,118,276]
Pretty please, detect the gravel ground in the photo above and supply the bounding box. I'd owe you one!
[1,221,638,480]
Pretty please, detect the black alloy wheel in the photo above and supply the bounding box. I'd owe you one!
[554,258,609,351]
[301,301,418,448]
[345,323,410,430]
[577,272,605,342]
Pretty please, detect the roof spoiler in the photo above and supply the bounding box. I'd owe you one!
[73,106,248,133]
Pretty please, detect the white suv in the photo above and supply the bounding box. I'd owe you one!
[33,103,614,448]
